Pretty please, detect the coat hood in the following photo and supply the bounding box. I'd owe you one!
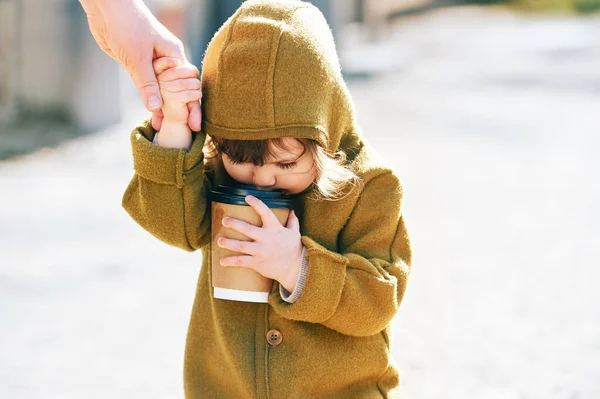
[200,0,363,158]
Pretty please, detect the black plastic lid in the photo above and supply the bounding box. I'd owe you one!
[208,184,293,209]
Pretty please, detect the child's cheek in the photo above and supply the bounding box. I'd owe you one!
[278,173,315,194]
[224,163,253,185]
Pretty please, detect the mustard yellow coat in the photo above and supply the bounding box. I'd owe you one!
[122,1,412,397]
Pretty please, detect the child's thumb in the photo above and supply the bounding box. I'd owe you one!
[286,210,300,231]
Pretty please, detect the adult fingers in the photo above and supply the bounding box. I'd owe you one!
[128,54,163,111]
[217,237,260,256]
[220,255,255,268]
[222,217,262,241]
[158,78,201,93]
[245,195,282,228]
[152,27,187,63]
[153,57,181,75]
[187,101,202,132]
[86,18,115,59]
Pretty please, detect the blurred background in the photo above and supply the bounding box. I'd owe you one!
[1,0,599,398]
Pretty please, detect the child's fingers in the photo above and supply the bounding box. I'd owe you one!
[217,237,260,256]
[220,255,255,268]
[245,195,282,228]
[188,101,202,132]
[158,78,202,93]
[222,217,262,241]
[157,64,200,82]
[285,210,300,232]
[151,108,164,131]
[166,89,202,104]
[153,57,181,75]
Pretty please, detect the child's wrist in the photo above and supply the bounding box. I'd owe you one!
[160,118,190,130]
[280,248,304,293]
[156,120,192,149]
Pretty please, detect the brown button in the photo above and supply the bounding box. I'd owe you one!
[266,329,282,347]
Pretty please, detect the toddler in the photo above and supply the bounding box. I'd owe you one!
[122,1,412,397]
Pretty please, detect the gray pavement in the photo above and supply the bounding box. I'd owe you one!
[1,6,600,399]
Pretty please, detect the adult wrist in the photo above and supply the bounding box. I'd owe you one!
[79,0,118,12]
[80,0,147,18]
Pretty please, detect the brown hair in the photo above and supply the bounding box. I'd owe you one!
[204,135,360,200]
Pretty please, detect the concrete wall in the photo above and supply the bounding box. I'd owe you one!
[65,1,123,132]
[0,0,17,122]
[17,0,73,112]
[2,0,122,131]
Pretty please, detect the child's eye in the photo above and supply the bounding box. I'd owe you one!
[276,162,297,170]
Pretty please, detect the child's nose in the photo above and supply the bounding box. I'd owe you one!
[252,168,276,189]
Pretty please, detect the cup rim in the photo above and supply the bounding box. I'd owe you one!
[209,184,294,209]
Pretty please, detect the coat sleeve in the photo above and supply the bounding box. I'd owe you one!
[121,118,212,251]
[268,172,412,336]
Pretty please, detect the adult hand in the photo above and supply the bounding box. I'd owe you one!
[78,0,202,132]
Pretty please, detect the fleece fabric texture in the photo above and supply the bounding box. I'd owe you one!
[122,1,412,398]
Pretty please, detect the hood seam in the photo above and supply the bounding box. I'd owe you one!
[215,10,244,102]
[266,26,281,128]
[268,4,313,129]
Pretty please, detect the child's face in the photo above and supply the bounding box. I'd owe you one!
[222,138,317,195]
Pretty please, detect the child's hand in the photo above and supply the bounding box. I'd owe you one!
[153,57,202,125]
[217,195,304,293]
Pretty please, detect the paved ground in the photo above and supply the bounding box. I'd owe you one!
[1,6,599,399]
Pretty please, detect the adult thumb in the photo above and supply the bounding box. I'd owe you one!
[130,57,162,112]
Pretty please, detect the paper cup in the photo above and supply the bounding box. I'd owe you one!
[209,184,293,303]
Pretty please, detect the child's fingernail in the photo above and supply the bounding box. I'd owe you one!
[221,217,228,226]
